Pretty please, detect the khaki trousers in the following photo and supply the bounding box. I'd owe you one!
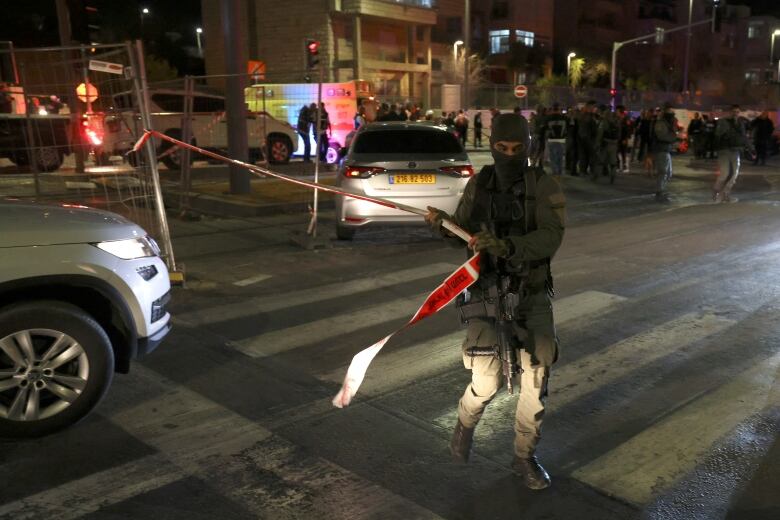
[457,318,550,458]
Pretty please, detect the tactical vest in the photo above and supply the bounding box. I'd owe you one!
[469,165,552,293]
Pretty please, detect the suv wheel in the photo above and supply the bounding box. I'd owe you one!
[268,135,292,164]
[0,301,114,438]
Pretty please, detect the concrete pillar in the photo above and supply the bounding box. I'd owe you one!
[353,15,362,80]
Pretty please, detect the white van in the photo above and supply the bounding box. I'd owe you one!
[102,89,299,168]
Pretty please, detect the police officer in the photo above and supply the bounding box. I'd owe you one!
[424,113,566,490]
[577,100,598,176]
[651,102,678,202]
[713,104,749,203]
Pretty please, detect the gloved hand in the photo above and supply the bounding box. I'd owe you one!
[425,206,450,231]
[469,230,512,258]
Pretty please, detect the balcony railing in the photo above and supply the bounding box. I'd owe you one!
[380,0,437,8]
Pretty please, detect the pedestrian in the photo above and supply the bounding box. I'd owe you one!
[424,113,566,491]
[317,102,331,162]
[713,104,750,202]
[651,102,678,203]
[703,114,716,159]
[577,100,598,176]
[545,103,567,176]
[473,111,483,148]
[616,105,631,173]
[565,106,579,175]
[644,108,659,176]
[532,105,548,167]
[395,103,408,121]
[750,110,774,166]
[354,105,367,130]
[296,104,312,162]
[455,110,469,148]
[687,112,703,159]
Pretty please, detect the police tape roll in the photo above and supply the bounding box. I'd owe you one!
[131,130,481,407]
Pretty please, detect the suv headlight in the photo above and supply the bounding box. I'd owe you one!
[95,236,161,260]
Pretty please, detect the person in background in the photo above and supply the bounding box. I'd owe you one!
[650,102,678,203]
[354,105,367,130]
[713,104,750,202]
[455,110,469,147]
[473,111,483,148]
[297,104,312,162]
[703,114,717,159]
[317,102,331,162]
[616,105,631,173]
[545,103,567,176]
[565,106,579,176]
[751,110,774,166]
[687,112,703,159]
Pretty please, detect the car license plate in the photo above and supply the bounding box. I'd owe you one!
[389,174,435,184]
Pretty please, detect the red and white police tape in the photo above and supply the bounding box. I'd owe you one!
[132,130,481,407]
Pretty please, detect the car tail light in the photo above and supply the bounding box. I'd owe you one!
[344,166,386,178]
[81,116,103,146]
[439,165,475,177]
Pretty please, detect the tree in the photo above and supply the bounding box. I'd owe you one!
[569,57,585,88]
[145,54,178,83]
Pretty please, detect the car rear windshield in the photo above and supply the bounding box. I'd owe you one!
[353,129,462,154]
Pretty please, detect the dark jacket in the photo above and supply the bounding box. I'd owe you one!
[651,115,677,153]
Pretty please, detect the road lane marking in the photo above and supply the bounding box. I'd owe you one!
[0,367,443,519]
[572,350,780,506]
[177,262,459,326]
[233,273,272,287]
[552,290,627,324]
[430,312,735,431]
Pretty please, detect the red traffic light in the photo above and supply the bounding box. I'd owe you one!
[307,40,320,54]
[609,88,617,97]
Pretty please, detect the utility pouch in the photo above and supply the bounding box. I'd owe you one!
[457,299,496,323]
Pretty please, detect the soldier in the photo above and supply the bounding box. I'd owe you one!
[702,114,716,159]
[651,102,678,203]
[577,100,598,176]
[424,113,566,490]
[593,105,619,183]
[565,106,579,175]
[545,103,567,176]
[713,104,750,202]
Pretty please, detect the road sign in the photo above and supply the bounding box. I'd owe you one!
[248,60,266,81]
[88,59,124,75]
[76,82,98,103]
[514,84,528,99]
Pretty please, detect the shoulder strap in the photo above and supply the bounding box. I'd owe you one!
[523,166,539,233]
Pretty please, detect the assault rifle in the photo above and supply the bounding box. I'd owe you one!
[461,274,523,394]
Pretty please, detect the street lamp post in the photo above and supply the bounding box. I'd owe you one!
[140,7,149,38]
[567,52,576,86]
[453,40,463,64]
[196,27,203,57]
[771,29,780,81]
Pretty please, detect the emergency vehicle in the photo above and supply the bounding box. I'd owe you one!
[245,80,375,163]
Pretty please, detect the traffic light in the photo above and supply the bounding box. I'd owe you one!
[67,0,101,44]
[305,39,320,70]
[610,88,617,98]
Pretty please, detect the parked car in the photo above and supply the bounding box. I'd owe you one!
[0,200,171,437]
[102,89,299,169]
[335,121,473,240]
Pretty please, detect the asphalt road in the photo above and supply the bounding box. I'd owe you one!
[1,154,779,520]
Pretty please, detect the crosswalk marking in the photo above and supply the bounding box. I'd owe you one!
[430,312,735,432]
[572,350,780,506]
[0,454,183,520]
[234,290,432,358]
[177,262,458,326]
[0,367,443,519]
[319,290,628,397]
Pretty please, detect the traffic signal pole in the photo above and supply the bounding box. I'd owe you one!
[610,17,714,109]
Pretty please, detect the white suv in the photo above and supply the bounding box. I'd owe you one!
[102,89,299,168]
[0,200,171,437]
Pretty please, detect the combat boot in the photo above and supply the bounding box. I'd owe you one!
[450,419,475,463]
[512,455,552,490]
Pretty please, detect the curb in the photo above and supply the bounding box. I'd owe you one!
[163,189,334,218]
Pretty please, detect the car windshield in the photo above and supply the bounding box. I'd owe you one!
[354,129,462,154]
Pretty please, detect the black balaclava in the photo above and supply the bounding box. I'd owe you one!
[490,113,530,190]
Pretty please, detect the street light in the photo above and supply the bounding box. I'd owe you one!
[453,40,464,63]
[567,52,576,84]
[196,27,203,57]
[771,29,780,81]
[140,7,150,37]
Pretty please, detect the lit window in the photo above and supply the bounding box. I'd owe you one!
[489,29,510,54]
[748,24,760,39]
[515,30,535,47]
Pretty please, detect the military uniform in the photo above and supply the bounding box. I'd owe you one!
[428,114,565,489]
